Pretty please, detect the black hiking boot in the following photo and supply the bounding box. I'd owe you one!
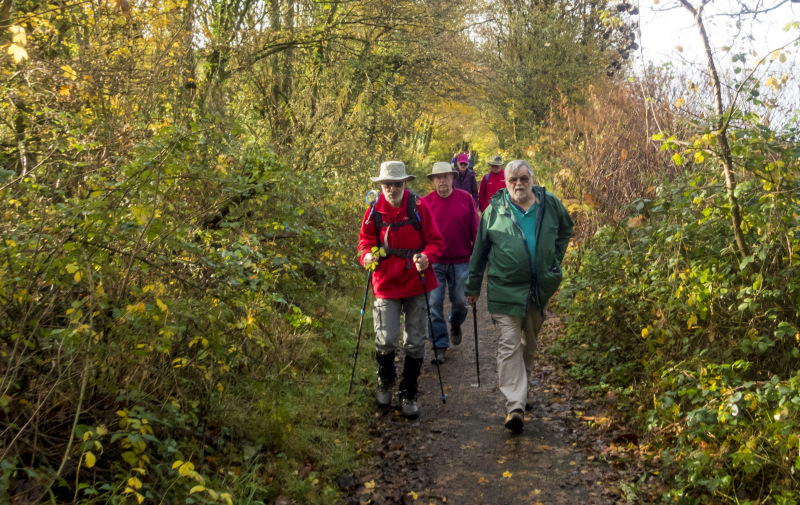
[398,356,423,419]
[376,351,396,408]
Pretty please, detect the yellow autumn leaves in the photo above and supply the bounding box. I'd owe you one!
[6,26,28,63]
[476,470,514,484]
[123,476,144,503]
[115,459,234,505]
[66,263,83,282]
[81,425,108,470]
[188,485,233,505]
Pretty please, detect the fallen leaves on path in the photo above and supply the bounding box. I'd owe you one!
[338,307,659,504]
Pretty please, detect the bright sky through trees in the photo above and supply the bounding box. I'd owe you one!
[637,0,799,67]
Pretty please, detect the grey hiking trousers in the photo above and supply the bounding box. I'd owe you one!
[373,294,427,359]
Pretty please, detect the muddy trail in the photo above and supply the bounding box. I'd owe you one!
[340,294,661,505]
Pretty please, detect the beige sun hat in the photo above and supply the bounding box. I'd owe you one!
[488,155,504,166]
[426,161,456,180]
[370,161,416,183]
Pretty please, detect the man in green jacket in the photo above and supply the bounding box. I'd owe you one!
[466,159,574,434]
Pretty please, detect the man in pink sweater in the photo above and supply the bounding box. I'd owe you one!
[421,162,480,364]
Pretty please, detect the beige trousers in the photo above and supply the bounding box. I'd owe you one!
[491,301,545,413]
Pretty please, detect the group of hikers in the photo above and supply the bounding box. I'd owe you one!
[356,154,574,434]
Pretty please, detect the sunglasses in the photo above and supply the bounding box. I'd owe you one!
[381,181,404,188]
[458,163,468,166]
[507,176,531,184]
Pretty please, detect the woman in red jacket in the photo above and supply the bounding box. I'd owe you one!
[358,161,444,418]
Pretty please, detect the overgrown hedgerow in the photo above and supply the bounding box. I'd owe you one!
[0,118,375,504]
[553,118,800,504]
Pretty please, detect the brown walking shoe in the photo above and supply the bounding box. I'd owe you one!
[504,409,524,434]
[450,324,462,345]
[430,348,446,364]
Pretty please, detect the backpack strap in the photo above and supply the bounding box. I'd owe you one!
[407,192,422,231]
[371,191,424,269]
[364,190,379,225]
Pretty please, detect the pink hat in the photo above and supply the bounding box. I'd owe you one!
[456,153,469,164]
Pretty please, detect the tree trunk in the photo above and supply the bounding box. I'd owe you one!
[423,120,433,155]
[268,0,293,143]
[281,0,295,131]
[679,0,750,260]
[0,0,14,28]
[180,0,197,119]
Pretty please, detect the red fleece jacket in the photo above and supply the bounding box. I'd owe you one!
[358,190,444,299]
[478,170,506,212]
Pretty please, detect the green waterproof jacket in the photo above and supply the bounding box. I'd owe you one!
[465,186,574,317]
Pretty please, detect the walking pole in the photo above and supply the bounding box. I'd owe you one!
[349,190,380,395]
[349,270,372,394]
[473,303,481,387]
[419,270,447,404]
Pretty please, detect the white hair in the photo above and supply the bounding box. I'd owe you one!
[504,160,534,179]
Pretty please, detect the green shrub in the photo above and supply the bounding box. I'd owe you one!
[0,118,373,503]
[554,118,800,502]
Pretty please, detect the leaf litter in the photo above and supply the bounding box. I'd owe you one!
[339,297,658,505]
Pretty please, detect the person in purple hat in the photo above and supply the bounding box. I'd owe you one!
[453,153,478,207]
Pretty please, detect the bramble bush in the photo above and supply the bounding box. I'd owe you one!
[1,0,475,499]
[0,116,374,503]
[554,114,800,503]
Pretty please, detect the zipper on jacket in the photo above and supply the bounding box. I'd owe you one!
[531,186,548,315]
[504,198,535,316]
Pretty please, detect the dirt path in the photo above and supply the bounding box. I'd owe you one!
[340,293,648,505]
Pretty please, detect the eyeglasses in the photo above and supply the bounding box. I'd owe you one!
[458,163,468,167]
[381,181,404,188]
[507,176,531,184]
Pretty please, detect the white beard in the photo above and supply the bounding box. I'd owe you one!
[511,187,532,204]
[385,194,403,207]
